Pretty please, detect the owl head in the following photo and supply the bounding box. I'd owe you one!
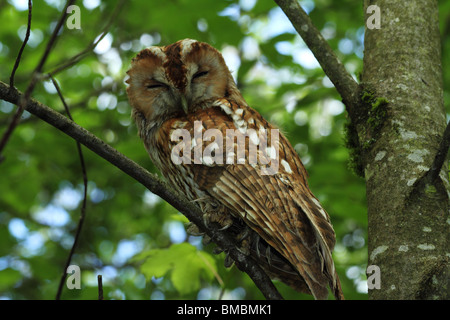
[126,39,246,133]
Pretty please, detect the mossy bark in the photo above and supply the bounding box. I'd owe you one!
[361,0,450,299]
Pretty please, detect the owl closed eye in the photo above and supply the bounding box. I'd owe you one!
[126,38,344,300]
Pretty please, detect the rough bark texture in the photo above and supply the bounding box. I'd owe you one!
[361,0,450,299]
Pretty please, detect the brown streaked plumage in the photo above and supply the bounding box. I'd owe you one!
[126,39,344,300]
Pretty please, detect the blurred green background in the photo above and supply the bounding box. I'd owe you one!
[0,0,448,300]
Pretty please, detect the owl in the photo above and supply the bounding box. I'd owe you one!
[126,38,344,300]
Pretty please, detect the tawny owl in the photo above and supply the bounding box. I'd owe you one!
[126,38,344,300]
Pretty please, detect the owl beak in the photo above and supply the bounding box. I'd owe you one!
[181,95,189,114]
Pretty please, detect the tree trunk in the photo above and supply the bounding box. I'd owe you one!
[361,0,450,299]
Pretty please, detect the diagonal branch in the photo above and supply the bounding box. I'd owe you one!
[0,80,283,300]
[274,0,360,118]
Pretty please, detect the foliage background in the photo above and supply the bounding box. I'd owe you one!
[0,0,448,300]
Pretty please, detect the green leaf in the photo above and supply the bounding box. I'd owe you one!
[135,243,217,295]
[0,268,22,291]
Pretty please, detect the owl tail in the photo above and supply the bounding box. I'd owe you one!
[333,271,345,300]
[287,190,345,300]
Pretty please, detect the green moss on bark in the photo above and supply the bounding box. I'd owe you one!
[344,89,389,177]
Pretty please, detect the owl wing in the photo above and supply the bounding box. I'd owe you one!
[160,99,342,300]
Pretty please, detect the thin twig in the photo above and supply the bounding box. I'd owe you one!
[9,0,32,89]
[0,80,283,300]
[50,76,89,300]
[0,0,33,163]
[218,287,225,300]
[44,0,126,79]
[22,0,77,103]
[44,32,107,78]
[98,275,103,300]
[274,0,360,117]
[0,0,76,159]
[0,106,24,163]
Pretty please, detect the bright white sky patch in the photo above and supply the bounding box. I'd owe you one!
[83,0,100,10]
[54,186,82,210]
[293,48,320,69]
[325,99,345,116]
[17,26,43,48]
[239,0,257,11]
[338,38,354,55]
[167,221,187,244]
[9,0,29,11]
[112,239,144,266]
[94,33,113,55]
[222,46,241,81]
[9,218,28,240]
[97,92,118,110]
[143,190,161,207]
[32,204,70,227]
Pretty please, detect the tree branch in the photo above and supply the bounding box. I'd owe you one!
[0,80,283,300]
[274,0,361,117]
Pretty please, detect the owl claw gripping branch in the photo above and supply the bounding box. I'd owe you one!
[126,39,344,300]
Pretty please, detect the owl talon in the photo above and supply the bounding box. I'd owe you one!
[227,226,252,256]
[202,215,210,229]
[254,234,261,258]
[218,221,233,231]
[224,253,234,268]
[202,210,233,231]
[202,235,212,246]
[235,226,250,242]
[237,239,251,256]
[212,246,223,255]
[186,223,204,236]
[265,245,272,267]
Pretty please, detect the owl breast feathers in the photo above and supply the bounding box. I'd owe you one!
[126,38,343,300]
